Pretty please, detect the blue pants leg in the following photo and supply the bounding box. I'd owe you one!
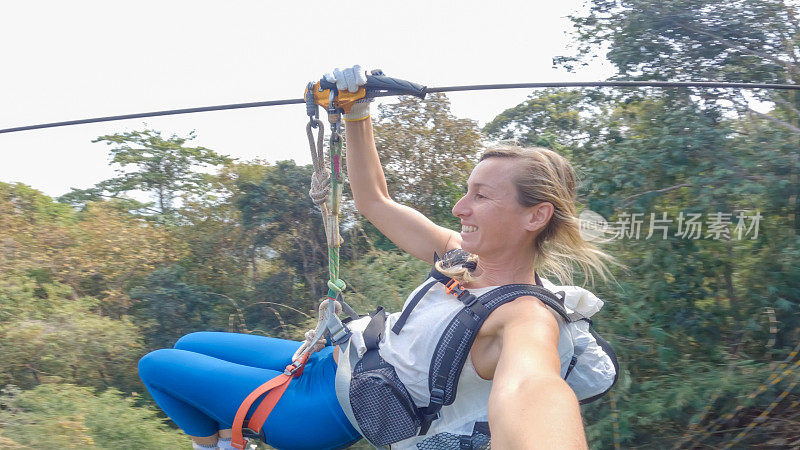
[138,332,361,450]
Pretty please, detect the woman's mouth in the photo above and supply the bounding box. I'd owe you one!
[461,225,478,233]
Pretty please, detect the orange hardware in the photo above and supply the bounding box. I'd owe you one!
[304,82,367,114]
[444,279,462,295]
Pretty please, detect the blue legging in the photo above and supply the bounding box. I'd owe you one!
[138,332,361,450]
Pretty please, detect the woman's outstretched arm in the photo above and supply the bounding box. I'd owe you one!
[344,117,460,262]
[487,297,588,449]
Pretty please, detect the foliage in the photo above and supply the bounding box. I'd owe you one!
[3,36,800,445]
[59,129,231,220]
[558,0,798,82]
[484,89,596,149]
[373,93,483,228]
[557,0,800,138]
[0,276,143,392]
[236,160,329,303]
[129,266,235,349]
[172,162,265,298]
[0,384,189,449]
[481,73,799,447]
[0,183,185,318]
[344,250,430,314]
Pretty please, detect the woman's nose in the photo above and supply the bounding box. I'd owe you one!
[452,195,469,217]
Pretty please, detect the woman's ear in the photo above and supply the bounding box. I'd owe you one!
[525,202,554,232]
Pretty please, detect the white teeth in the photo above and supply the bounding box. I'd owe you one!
[462,225,478,233]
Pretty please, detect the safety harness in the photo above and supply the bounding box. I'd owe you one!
[231,73,427,449]
[230,80,360,450]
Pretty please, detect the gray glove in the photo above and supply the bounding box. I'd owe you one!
[324,65,373,121]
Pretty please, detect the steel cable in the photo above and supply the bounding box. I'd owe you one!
[2,81,799,134]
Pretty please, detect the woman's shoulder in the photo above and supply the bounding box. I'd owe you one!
[479,291,559,342]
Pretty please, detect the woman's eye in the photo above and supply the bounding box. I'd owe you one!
[474,193,485,199]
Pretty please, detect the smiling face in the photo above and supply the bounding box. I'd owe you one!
[452,157,551,259]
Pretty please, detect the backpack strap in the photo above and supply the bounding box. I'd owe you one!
[392,252,447,335]
[391,279,439,335]
[418,283,569,435]
[392,250,552,335]
[362,307,388,350]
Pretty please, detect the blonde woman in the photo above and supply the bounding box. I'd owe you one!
[138,67,615,450]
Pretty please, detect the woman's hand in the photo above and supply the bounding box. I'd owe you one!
[323,66,371,121]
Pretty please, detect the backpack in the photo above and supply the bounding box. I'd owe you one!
[334,249,618,448]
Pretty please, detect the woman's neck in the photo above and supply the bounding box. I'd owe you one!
[468,251,538,288]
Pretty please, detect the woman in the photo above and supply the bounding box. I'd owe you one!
[138,67,614,450]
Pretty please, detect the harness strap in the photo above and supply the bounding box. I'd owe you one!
[391,279,438,334]
[363,307,388,350]
[231,353,309,450]
[419,280,569,436]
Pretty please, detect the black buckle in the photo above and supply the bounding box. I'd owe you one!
[430,388,444,406]
[459,292,478,307]
[419,390,445,436]
[328,326,352,346]
[242,426,263,440]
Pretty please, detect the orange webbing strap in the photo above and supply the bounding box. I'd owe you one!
[231,353,309,450]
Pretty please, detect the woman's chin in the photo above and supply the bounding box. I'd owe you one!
[459,239,477,255]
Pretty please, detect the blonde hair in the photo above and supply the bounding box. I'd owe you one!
[437,145,618,287]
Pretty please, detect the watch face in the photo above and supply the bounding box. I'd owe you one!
[440,248,471,269]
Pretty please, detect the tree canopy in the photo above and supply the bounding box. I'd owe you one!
[3,10,800,444]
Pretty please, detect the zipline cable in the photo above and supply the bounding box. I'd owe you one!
[2,80,800,135]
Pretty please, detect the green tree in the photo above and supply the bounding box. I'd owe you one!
[0,384,189,449]
[373,93,483,228]
[555,0,798,91]
[0,182,184,317]
[129,266,235,349]
[483,89,597,149]
[0,276,143,392]
[557,0,800,223]
[236,160,328,303]
[344,249,430,314]
[59,129,232,220]
[174,162,268,298]
[482,83,799,446]
[551,2,800,445]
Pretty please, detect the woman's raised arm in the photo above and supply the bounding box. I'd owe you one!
[344,112,460,263]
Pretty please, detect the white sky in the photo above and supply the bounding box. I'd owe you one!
[0,0,614,198]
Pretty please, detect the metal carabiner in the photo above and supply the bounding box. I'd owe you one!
[305,82,320,128]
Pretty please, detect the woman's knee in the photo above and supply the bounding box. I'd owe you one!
[138,348,174,383]
[174,331,221,350]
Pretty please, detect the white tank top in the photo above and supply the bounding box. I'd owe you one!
[376,276,585,449]
[378,278,498,449]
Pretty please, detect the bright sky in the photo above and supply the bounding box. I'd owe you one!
[0,0,614,198]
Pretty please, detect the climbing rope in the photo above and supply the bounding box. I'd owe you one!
[292,84,352,362]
